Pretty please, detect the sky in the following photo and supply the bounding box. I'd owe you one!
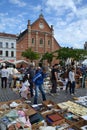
[0,0,87,49]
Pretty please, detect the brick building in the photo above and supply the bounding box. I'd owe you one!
[16,14,61,65]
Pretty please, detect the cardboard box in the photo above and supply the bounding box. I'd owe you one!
[29,113,45,130]
[32,121,44,130]
[62,111,83,126]
[42,100,56,109]
[73,120,87,130]
[44,112,65,126]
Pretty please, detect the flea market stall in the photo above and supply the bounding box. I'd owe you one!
[0,96,87,130]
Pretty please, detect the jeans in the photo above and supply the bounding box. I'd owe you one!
[29,81,34,97]
[50,79,57,93]
[69,81,75,94]
[1,77,7,88]
[66,81,71,93]
[82,74,86,88]
[34,84,46,104]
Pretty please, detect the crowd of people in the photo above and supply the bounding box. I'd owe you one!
[0,62,87,104]
[0,63,48,104]
[50,63,87,96]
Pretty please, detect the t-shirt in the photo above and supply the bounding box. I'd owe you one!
[51,68,58,80]
[1,68,8,78]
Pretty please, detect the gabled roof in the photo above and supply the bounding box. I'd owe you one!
[31,14,52,31]
[17,14,57,42]
[54,37,61,48]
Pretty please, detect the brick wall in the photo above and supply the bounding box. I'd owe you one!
[16,15,61,65]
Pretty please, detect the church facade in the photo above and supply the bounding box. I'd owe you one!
[16,14,61,65]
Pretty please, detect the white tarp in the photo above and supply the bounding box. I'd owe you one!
[82,59,87,66]
[13,60,29,65]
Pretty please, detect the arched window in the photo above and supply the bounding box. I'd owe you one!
[6,42,8,48]
[11,51,14,57]
[32,38,35,44]
[48,40,50,45]
[5,51,8,57]
[0,42,2,48]
[0,50,3,55]
[11,43,14,48]
[40,38,43,45]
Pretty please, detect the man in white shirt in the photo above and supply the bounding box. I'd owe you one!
[7,66,14,88]
[0,64,8,88]
[69,67,76,95]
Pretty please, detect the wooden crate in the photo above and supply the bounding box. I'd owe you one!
[85,78,87,88]
[29,113,45,130]
[32,121,44,130]
[73,119,87,130]
[43,111,65,126]
[76,83,80,88]
[62,111,83,126]
[42,100,56,109]
[32,104,48,113]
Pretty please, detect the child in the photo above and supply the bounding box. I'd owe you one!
[20,75,30,100]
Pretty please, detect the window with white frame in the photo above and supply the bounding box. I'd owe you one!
[11,43,14,48]
[0,42,3,48]
[0,50,3,55]
[5,51,8,57]
[11,51,14,57]
[6,42,8,48]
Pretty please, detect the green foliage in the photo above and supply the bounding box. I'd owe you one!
[55,47,87,61]
[21,47,87,65]
[22,48,40,61]
[72,49,87,61]
[41,52,55,65]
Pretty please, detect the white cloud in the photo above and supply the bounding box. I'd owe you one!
[45,0,77,15]
[43,0,87,48]
[54,18,87,48]
[33,5,42,12]
[74,0,83,5]
[0,0,87,49]
[77,6,87,19]
[9,0,26,7]
[66,12,75,23]
[0,13,26,34]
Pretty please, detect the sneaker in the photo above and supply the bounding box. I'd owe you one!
[71,93,74,96]
[50,93,55,96]
[54,93,59,96]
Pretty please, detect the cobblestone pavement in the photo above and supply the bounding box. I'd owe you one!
[0,86,21,102]
[30,87,87,104]
[0,83,87,105]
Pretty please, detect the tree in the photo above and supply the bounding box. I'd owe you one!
[22,48,40,62]
[54,47,87,66]
[41,52,55,66]
[71,49,87,61]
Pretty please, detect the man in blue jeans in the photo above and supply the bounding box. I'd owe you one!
[33,66,47,104]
